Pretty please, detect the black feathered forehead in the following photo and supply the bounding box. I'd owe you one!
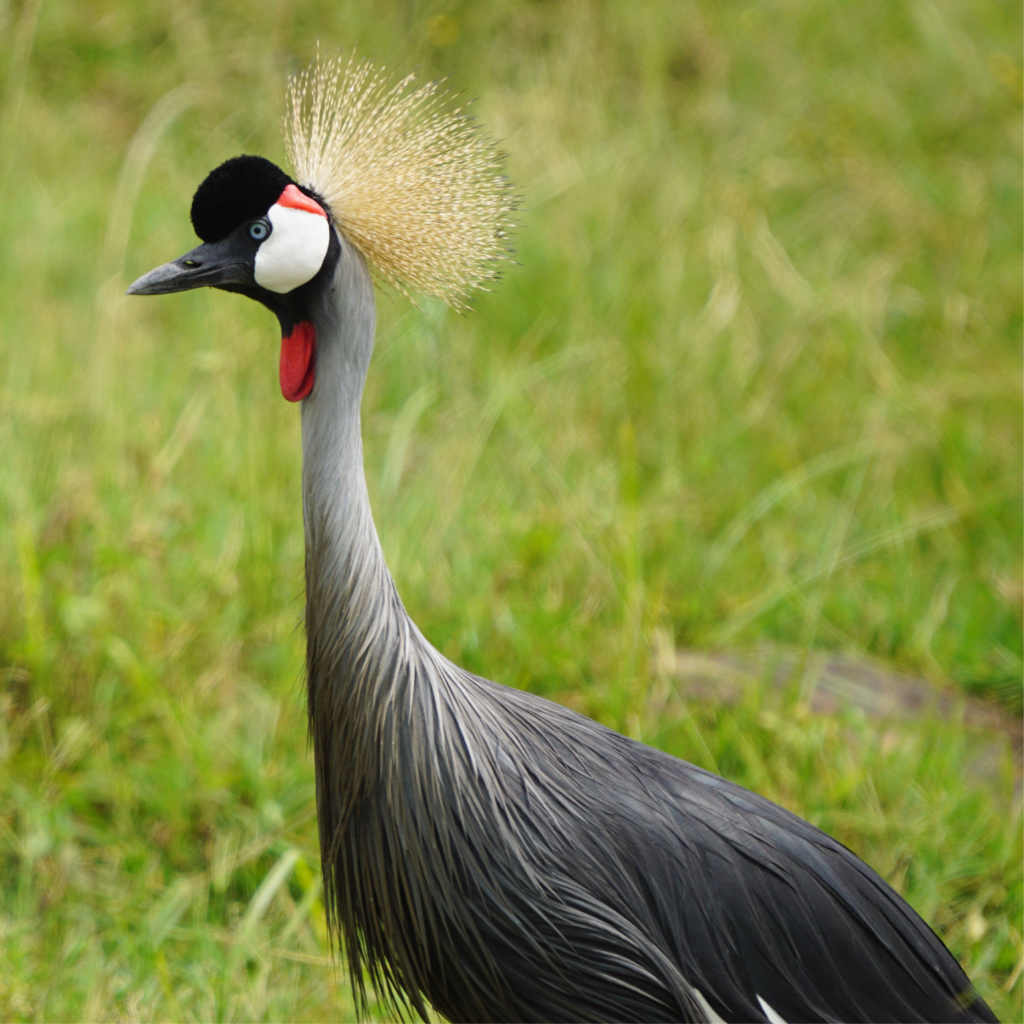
[190,155,294,242]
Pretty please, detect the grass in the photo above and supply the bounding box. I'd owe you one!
[1,0,1021,1020]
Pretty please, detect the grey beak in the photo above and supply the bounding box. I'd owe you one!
[127,238,252,296]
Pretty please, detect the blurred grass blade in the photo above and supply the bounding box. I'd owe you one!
[237,847,301,944]
[92,81,204,420]
[0,0,42,190]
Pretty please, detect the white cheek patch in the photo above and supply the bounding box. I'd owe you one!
[253,204,330,293]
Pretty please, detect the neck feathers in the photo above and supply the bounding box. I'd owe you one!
[298,230,459,868]
[299,231,415,773]
[297,236,513,1019]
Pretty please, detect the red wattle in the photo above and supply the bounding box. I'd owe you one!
[280,321,316,401]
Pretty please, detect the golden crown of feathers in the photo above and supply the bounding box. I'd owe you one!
[284,54,515,307]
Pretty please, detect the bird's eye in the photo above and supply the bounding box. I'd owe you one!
[249,220,271,241]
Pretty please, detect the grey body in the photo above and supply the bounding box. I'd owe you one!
[297,232,995,1024]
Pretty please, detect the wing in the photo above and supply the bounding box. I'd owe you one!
[477,680,997,1024]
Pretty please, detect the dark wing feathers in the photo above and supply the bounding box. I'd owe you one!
[459,676,997,1024]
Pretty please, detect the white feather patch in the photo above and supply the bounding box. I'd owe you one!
[692,987,727,1023]
[254,203,330,293]
[757,994,789,1024]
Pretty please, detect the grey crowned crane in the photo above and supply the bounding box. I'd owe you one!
[127,55,997,1024]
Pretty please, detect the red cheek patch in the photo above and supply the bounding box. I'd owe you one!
[280,321,316,401]
[277,184,328,218]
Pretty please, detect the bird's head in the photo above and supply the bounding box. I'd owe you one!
[128,155,339,400]
[128,54,514,402]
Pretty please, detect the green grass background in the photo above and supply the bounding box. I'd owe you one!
[1,0,1021,1020]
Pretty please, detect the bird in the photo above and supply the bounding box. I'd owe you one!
[127,54,998,1024]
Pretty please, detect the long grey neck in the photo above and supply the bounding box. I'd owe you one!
[300,233,378,600]
[298,234,428,752]
[299,236,506,1020]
